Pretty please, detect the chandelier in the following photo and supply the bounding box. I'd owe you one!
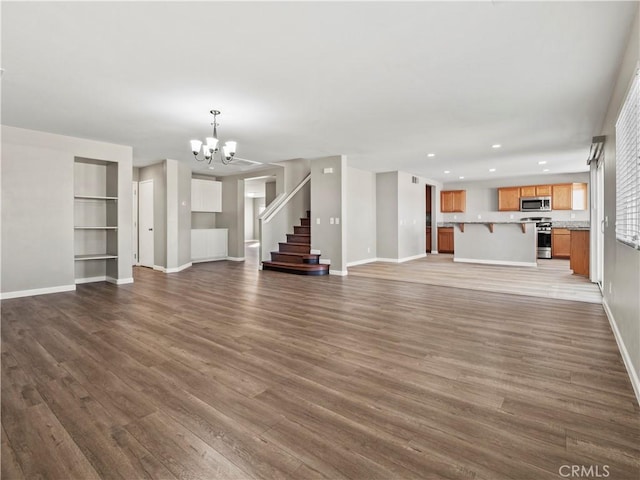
[190,109,237,165]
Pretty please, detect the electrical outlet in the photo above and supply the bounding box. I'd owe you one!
[510,214,514,219]
[316,218,320,224]
[570,213,576,219]
[330,217,334,224]
[336,217,340,225]
[453,215,457,220]
[477,214,482,219]
[367,247,371,253]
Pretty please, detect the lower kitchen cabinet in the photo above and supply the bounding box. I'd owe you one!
[191,228,228,262]
[570,230,590,276]
[552,228,570,259]
[438,227,454,254]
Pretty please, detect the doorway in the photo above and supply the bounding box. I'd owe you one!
[138,180,154,268]
[132,182,138,265]
[425,184,434,253]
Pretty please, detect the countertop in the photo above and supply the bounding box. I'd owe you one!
[438,220,536,227]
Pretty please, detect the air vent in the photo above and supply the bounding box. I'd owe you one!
[411,176,419,184]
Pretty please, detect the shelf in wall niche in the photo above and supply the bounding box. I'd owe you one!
[74,195,118,201]
[75,254,118,261]
[74,226,118,230]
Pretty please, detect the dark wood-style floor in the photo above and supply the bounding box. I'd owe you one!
[2,256,639,479]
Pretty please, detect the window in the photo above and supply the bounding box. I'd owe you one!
[615,67,640,250]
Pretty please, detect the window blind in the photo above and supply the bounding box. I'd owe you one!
[615,67,640,250]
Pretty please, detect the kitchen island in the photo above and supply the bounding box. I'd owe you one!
[451,221,538,267]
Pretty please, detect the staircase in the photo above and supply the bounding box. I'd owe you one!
[262,211,329,275]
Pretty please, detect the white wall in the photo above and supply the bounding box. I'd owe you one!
[599,4,640,400]
[310,155,347,274]
[1,125,133,296]
[346,167,376,265]
[397,171,426,260]
[441,172,590,223]
[244,197,255,240]
[376,172,399,260]
[166,159,192,270]
[139,162,167,268]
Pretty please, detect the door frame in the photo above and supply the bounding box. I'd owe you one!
[132,181,139,265]
[138,179,155,268]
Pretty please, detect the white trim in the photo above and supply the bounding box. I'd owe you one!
[431,251,439,254]
[377,253,427,263]
[603,299,640,407]
[453,258,538,268]
[153,265,166,272]
[261,174,310,224]
[76,276,108,284]
[346,257,377,267]
[109,277,134,285]
[192,257,227,263]
[310,249,321,255]
[330,269,348,276]
[319,258,331,265]
[165,262,192,273]
[226,257,245,262]
[1,284,76,300]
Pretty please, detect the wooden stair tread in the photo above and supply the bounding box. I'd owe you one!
[270,251,317,258]
[262,261,329,275]
[280,242,310,247]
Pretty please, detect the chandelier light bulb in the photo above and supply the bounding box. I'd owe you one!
[206,137,218,151]
[190,139,203,155]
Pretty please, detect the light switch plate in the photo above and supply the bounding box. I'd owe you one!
[316,218,320,224]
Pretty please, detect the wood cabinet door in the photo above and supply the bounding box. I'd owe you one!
[426,227,432,252]
[451,191,466,212]
[440,191,453,212]
[498,187,520,211]
[536,185,552,196]
[438,228,454,253]
[552,184,573,210]
[552,229,571,258]
[520,186,536,197]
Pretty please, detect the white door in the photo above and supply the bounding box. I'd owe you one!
[132,182,138,265]
[596,158,605,288]
[139,180,154,268]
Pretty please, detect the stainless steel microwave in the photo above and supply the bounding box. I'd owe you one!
[520,196,551,212]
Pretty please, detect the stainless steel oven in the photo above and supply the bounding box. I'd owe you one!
[522,217,552,259]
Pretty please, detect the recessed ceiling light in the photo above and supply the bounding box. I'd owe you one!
[427,153,435,158]
[492,144,501,149]
[543,168,550,172]
[538,161,547,165]
[444,170,450,174]
[459,176,465,179]
[489,168,496,172]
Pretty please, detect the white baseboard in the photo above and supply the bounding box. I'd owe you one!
[310,249,321,255]
[226,257,245,262]
[603,299,640,407]
[76,276,108,284]
[192,257,227,264]
[330,269,348,276]
[165,262,192,273]
[319,258,331,265]
[153,265,166,272]
[377,253,427,264]
[454,258,538,268]
[1,284,76,300]
[109,277,134,285]
[346,257,377,267]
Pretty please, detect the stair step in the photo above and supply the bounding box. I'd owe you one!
[294,226,310,235]
[286,233,310,244]
[270,251,320,264]
[278,242,311,253]
[300,218,310,227]
[262,261,329,276]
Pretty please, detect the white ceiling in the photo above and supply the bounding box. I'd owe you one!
[1,2,636,182]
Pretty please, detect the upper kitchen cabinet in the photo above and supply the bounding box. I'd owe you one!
[440,190,466,213]
[520,184,552,197]
[520,185,536,197]
[552,184,572,210]
[191,178,222,212]
[498,187,521,211]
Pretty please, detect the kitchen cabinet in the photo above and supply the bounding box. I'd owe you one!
[570,230,590,276]
[536,185,552,196]
[552,184,573,210]
[520,186,536,197]
[498,187,521,211]
[438,227,454,253]
[572,183,588,210]
[552,228,571,258]
[440,190,466,213]
[191,228,228,262]
[191,179,222,212]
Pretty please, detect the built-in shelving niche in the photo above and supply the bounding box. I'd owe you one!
[74,157,118,283]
